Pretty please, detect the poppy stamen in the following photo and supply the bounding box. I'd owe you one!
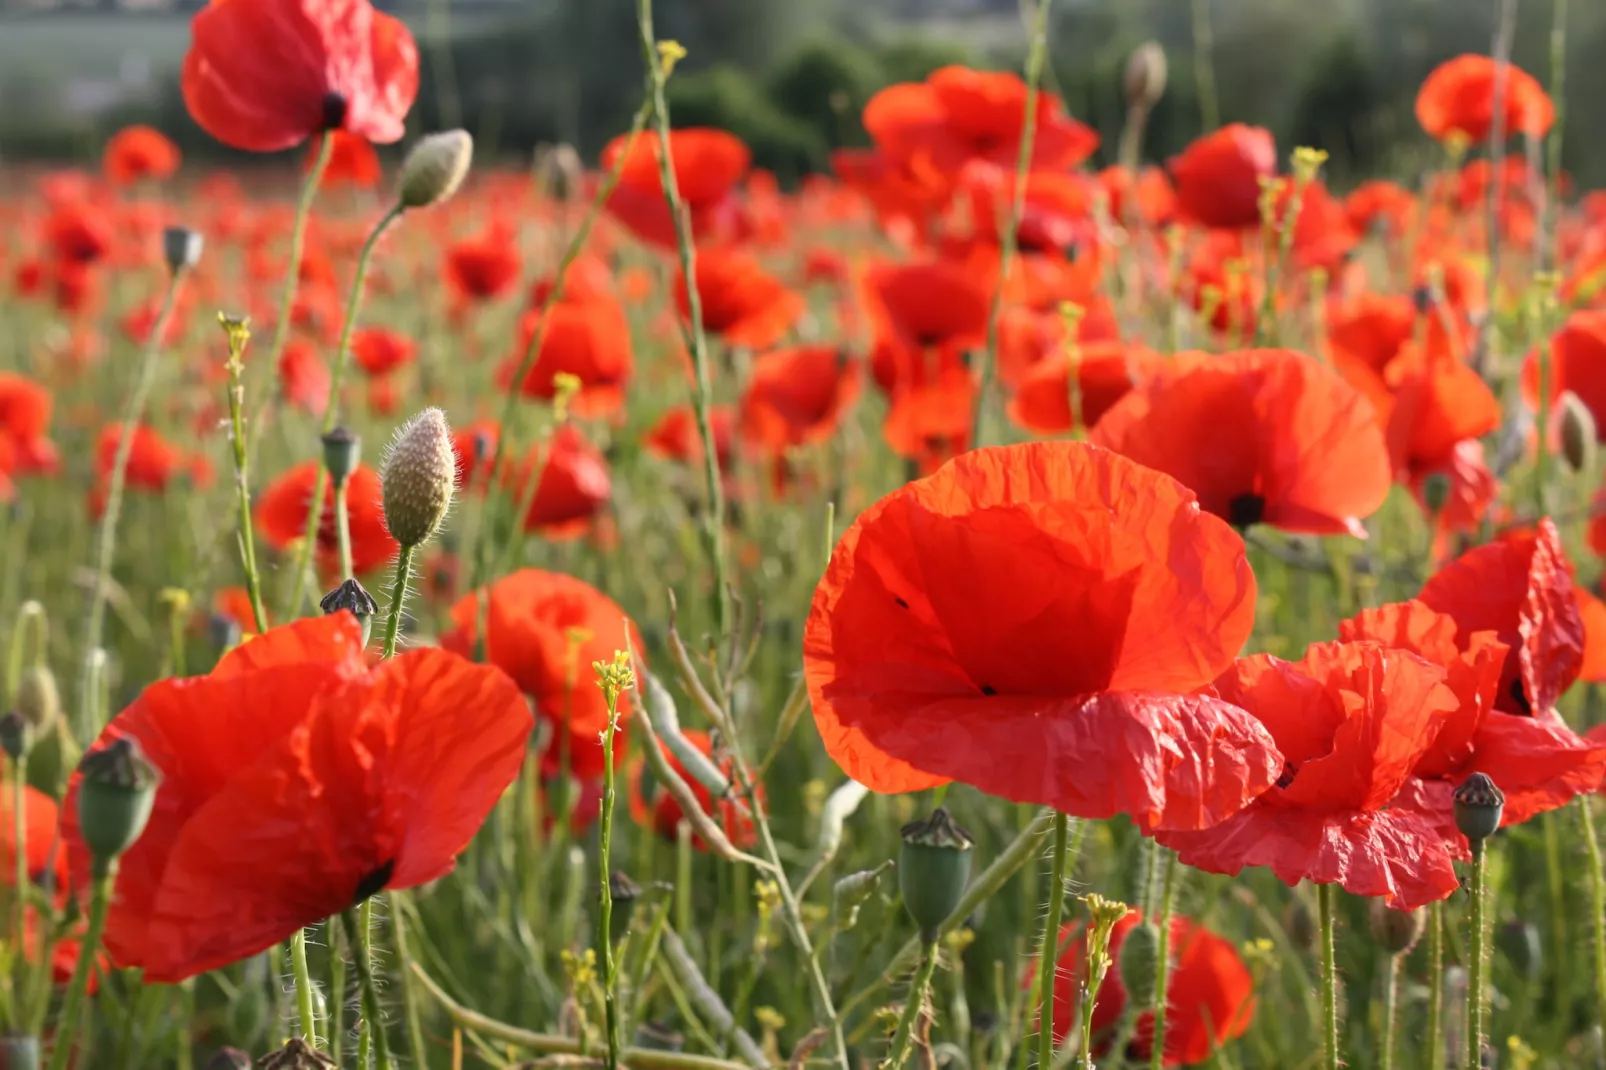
[354,859,395,905]
[1227,493,1266,530]
[1508,677,1532,716]
[979,684,997,696]
[321,91,350,132]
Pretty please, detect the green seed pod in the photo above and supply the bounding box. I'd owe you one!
[397,130,474,211]
[14,663,60,735]
[1420,471,1452,515]
[633,1022,685,1052]
[204,1047,252,1070]
[899,808,974,944]
[380,407,457,548]
[609,870,641,946]
[75,736,161,877]
[320,578,380,646]
[1367,899,1424,955]
[1560,391,1597,474]
[1118,920,1162,1002]
[1497,919,1542,983]
[320,427,361,488]
[256,1038,333,1069]
[1453,772,1505,845]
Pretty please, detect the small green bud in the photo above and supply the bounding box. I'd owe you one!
[320,427,361,487]
[1367,900,1424,955]
[14,663,60,735]
[319,577,380,646]
[1560,391,1597,474]
[1117,920,1162,1002]
[256,1038,333,1069]
[75,736,161,877]
[397,130,474,211]
[1453,772,1505,845]
[1123,41,1167,111]
[899,808,974,943]
[162,226,204,273]
[380,407,457,548]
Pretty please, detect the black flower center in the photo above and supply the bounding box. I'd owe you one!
[1508,676,1532,716]
[354,859,395,905]
[1227,493,1266,530]
[321,91,349,132]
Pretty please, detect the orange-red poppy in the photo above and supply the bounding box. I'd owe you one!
[739,345,861,453]
[182,0,419,152]
[804,441,1278,829]
[445,226,521,304]
[504,425,613,538]
[312,130,383,188]
[1090,349,1391,536]
[255,461,398,576]
[278,339,332,417]
[103,125,181,185]
[1006,342,1165,436]
[1169,124,1278,230]
[1416,55,1555,144]
[1523,310,1606,440]
[643,405,737,475]
[96,424,210,495]
[602,128,750,249]
[62,615,530,982]
[864,259,990,396]
[674,249,802,351]
[881,366,976,473]
[440,569,643,781]
[351,326,417,377]
[497,301,634,418]
[0,373,59,479]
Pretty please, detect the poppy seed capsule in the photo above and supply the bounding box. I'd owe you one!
[1420,471,1452,515]
[1453,772,1505,844]
[1560,391,1597,474]
[162,226,203,273]
[1123,41,1168,111]
[1117,920,1162,1003]
[398,129,474,211]
[898,807,974,943]
[320,578,380,646]
[76,736,161,876]
[204,1048,252,1070]
[1367,900,1424,954]
[14,662,60,734]
[320,426,361,487]
[380,407,457,547]
[257,1038,334,1069]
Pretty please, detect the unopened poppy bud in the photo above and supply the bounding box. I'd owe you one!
[535,142,583,202]
[899,807,974,943]
[634,1022,685,1052]
[1498,919,1542,982]
[321,427,361,487]
[0,713,31,763]
[257,1038,334,1069]
[1117,920,1162,1002]
[1421,471,1452,515]
[397,130,474,211]
[1123,41,1167,111]
[1367,900,1424,954]
[381,407,457,548]
[76,736,161,876]
[205,1048,252,1070]
[162,226,203,273]
[14,663,59,735]
[320,577,380,645]
[609,869,641,945]
[1453,772,1505,845]
[1559,391,1597,474]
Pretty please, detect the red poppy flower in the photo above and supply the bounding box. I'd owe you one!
[440,570,643,781]
[643,405,736,475]
[1090,349,1391,536]
[804,441,1279,829]
[1169,125,1278,230]
[1044,911,1255,1065]
[739,345,861,453]
[497,301,634,418]
[95,424,210,494]
[44,201,112,266]
[182,0,419,152]
[629,729,756,851]
[1419,520,1584,719]
[831,147,952,236]
[881,367,977,473]
[1157,641,1462,908]
[864,259,991,396]
[1409,438,1498,548]
[451,418,500,491]
[0,781,68,897]
[603,128,750,249]
[62,615,530,982]
[1523,310,1606,440]
[1416,55,1555,144]
[351,326,417,377]
[312,130,382,189]
[0,373,59,477]
[504,425,612,538]
[445,226,521,303]
[1006,342,1165,436]
[211,586,268,640]
[1345,180,1415,236]
[1328,294,1416,377]
[278,339,331,417]
[103,125,181,185]
[256,461,398,575]
[1383,350,1501,480]
[675,249,803,351]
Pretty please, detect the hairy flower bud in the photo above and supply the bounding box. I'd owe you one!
[1123,41,1167,111]
[1453,772,1505,845]
[1117,920,1162,1002]
[76,736,161,876]
[899,807,974,943]
[14,663,59,735]
[397,130,474,210]
[381,408,457,548]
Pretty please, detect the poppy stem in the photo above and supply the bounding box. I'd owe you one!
[283,204,403,621]
[885,940,938,1070]
[328,920,347,1065]
[343,905,393,1070]
[1149,849,1179,1070]
[1577,796,1606,1047]
[636,0,732,635]
[1474,0,1519,381]
[1189,0,1220,132]
[597,689,624,1070]
[1466,839,1490,1069]
[333,472,355,585]
[1425,901,1444,1070]
[45,863,112,1070]
[1035,811,1070,1069]
[289,929,319,1047]
[381,544,416,660]
[1380,951,1400,1070]
[1316,882,1341,1070]
[389,893,431,1070]
[11,750,27,1022]
[221,317,269,634]
[264,133,331,377]
[972,0,1053,450]
[76,266,187,738]
[1540,0,1568,273]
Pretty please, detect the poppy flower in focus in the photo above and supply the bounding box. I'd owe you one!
[256,461,398,576]
[103,125,181,185]
[182,0,419,152]
[1419,519,1584,719]
[62,615,530,982]
[441,569,643,781]
[351,326,417,377]
[1042,911,1255,1064]
[629,729,756,851]
[1416,55,1555,144]
[504,425,612,538]
[739,345,861,453]
[445,226,521,304]
[497,301,634,418]
[312,130,382,188]
[1169,125,1278,230]
[1157,640,1463,908]
[1007,342,1165,436]
[1523,310,1606,440]
[805,441,1279,829]
[603,127,751,248]
[864,259,990,395]
[675,249,803,351]
[1090,349,1391,537]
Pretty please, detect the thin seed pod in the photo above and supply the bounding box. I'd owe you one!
[640,668,733,798]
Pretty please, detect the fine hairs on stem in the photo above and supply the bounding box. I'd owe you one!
[1034,812,1070,1068]
[1317,883,1340,1070]
[46,866,114,1070]
[1149,849,1180,1070]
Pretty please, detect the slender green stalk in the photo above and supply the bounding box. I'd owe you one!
[381,545,416,661]
[1474,0,1518,380]
[1579,796,1606,1047]
[46,865,112,1070]
[334,476,355,582]
[1149,850,1179,1070]
[885,940,938,1070]
[1380,952,1400,1070]
[10,751,26,1033]
[221,317,269,633]
[343,906,393,1070]
[597,677,625,1070]
[290,930,319,1046]
[635,0,731,633]
[1036,812,1070,1068]
[329,920,347,1065]
[78,268,186,735]
[1466,841,1489,1070]
[282,205,403,619]
[1426,901,1445,1070]
[1541,0,1568,272]
[390,893,430,1070]
[1317,883,1340,1070]
[265,133,332,373]
[972,0,1052,448]
[1190,0,1220,131]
